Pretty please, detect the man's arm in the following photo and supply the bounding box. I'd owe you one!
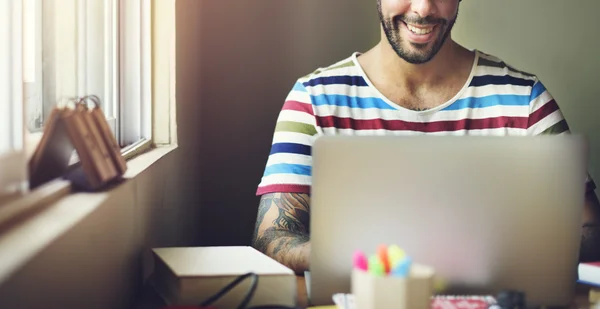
[580,190,600,262]
[252,193,311,274]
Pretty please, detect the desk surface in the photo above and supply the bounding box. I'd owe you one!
[133,276,592,309]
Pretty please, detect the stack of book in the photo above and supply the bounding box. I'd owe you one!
[578,262,600,304]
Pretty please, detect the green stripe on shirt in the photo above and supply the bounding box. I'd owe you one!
[301,60,355,79]
[324,60,355,71]
[275,121,318,135]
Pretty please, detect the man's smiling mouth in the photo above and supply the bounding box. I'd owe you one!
[404,22,435,35]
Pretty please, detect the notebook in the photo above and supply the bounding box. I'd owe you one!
[330,293,496,309]
[578,262,600,287]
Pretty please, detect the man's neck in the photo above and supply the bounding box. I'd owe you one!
[373,38,469,91]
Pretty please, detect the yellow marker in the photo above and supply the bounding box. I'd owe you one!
[387,245,406,268]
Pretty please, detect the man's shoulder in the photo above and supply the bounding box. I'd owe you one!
[476,50,540,83]
[295,53,361,86]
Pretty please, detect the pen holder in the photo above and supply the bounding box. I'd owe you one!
[351,263,435,309]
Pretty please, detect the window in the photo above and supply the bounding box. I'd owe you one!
[0,1,26,200]
[0,0,157,199]
[24,0,152,150]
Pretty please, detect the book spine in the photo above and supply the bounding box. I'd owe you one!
[90,107,128,175]
[61,110,112,188]
[79,107,118,179]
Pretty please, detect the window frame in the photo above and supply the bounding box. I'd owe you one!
[0,1,176,248]
[24,0,153,148]
[76,0,118,139]
[23,0,43,133]
[0,0,27,200]
[22,0,154,165]
[0,0,174,202]
[119,0,153,149]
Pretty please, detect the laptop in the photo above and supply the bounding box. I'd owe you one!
[307,135,588,307]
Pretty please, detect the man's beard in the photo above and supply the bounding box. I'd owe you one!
[376,1,457,64]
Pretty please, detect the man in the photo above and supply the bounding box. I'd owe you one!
[251,0,600,274]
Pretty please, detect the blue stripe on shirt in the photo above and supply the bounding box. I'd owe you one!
[303,75,368,87]
[292,82,308,92]
[442,94,530,111]
[311,94,396,110]
[471,75,535,88]
[530,82,546,101]
[270,143,311,156]
[263,163,311,177]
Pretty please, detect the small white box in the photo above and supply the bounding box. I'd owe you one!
[151,246,297,309]
[351,263,435,309]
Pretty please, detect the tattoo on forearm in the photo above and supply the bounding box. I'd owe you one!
[272,193,310,233]
[270,229,310,255]
[253,195,273,241]
[581,191,600,262]
[252,193,310,271]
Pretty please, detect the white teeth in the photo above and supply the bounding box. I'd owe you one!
[407,24,433,35]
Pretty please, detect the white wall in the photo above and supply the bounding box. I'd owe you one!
[452,0,600,182]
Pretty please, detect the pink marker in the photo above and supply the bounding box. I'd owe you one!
[353,250,368,271]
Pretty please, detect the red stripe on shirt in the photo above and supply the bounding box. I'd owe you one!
[256,184,310,196]
[528,99,559,128]
[316,116,528,132]
[282,100,314,115]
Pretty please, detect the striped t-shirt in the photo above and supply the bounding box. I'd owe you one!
[257,50,595,196]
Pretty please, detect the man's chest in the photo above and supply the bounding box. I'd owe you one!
[312,96,530,135]
[368,74,467,111]
[385,88,457,112]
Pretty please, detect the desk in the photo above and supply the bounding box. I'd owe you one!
[297,276,308,308]
[133,276,592,309]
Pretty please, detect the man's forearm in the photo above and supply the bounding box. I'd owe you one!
[580,225,600,262]
[581,191,600,262]
[253,228,310,274]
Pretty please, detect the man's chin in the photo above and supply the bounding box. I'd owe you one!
[398,49,436,64]
[403,56,434,65]
[408,41,431,49]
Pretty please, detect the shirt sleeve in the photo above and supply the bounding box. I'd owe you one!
[256,81,318,196]
[527,79,596,193]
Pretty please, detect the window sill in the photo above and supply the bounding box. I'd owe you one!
[0,144,178,286]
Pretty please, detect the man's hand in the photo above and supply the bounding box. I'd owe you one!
[251,193,311,274]
[580,190,600,262]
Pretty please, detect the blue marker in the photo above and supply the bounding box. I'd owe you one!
[390,256,412,277]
